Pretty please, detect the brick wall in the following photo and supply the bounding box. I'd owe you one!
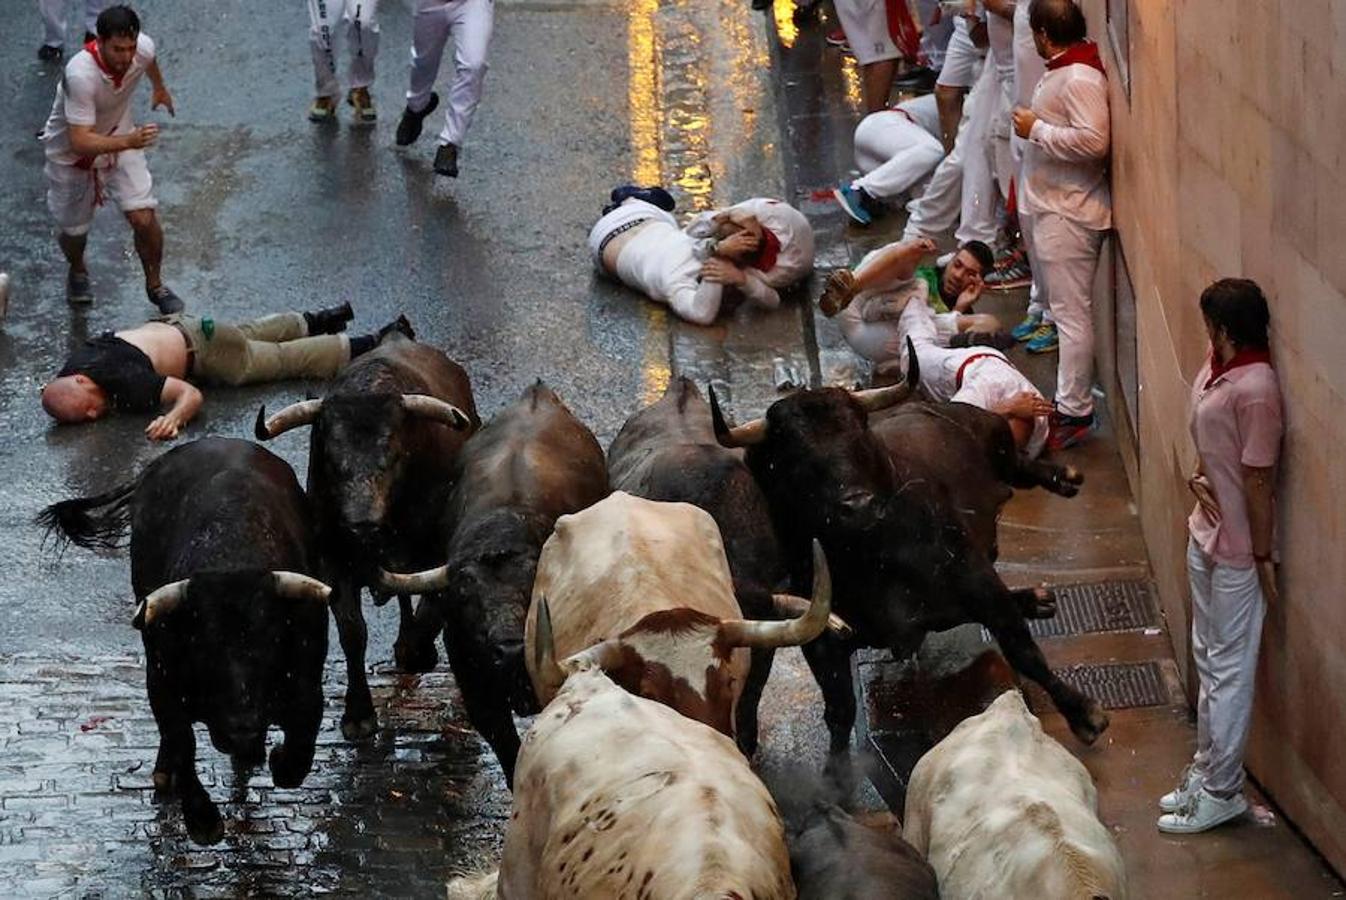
[1082,0,1346,874]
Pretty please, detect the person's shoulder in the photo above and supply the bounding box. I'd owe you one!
[1233,363,1282,402]
[135,32,156,62]
[63,51,100,86]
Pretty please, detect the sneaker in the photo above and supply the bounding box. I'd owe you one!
[308,96,337,123]
[825,27,847,46]
[395,92,439,147]
[832,184,873,226]
[1156,788,1248,834]
[67,271,93,306]
[1046,409,1095,452]
[818,269,857,317]
[1026,322,1059,354]
[1010,311,1043,342]
[433,142,460,178]
[985,259,1032,290]
[37,44,63,62]
[147,284,185,315]
[347,87,377,124]
[1159,764,1205,814]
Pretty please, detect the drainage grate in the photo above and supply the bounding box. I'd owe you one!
[984,578,1158,642]
[1026,660,1170,710]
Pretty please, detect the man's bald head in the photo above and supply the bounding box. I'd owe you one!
[42,375,108,424]
[1029,0,1088,49]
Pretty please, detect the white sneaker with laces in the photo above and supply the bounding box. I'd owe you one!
[1158,763,1204,813]
[1156,787,1248,834]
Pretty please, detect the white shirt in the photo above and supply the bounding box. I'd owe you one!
[1019,51,1112,230]
[42,33,157,167]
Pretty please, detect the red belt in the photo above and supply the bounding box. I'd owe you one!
[954,353,1002,390]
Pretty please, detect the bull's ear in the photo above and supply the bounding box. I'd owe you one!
[131,600,147,631]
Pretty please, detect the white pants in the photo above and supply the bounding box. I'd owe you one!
[1029,211,1103,416]
[45,153,156,236]
[407,0,495,147]
[1017,209,1050,323]
[1187,537,1266,798]
[39,0,107,48]
[955,59,1003,246]
[309,0,380,97]
[853,110,944,201]
[935,14,982,88]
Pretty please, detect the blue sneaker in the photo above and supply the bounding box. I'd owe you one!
[832,184,873,226]
[1026,322,1059,354]
[1011,311,1043,342]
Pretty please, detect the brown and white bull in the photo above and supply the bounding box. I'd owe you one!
[903,690,1128,900]
[524,491,837,739]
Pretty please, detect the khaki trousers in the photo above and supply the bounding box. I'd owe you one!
[169,314,351,387]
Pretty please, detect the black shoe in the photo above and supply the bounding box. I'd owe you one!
[949,330,1016,351]
[377,315,416,343]
[37,45,63,62]
[304,301,354,335]
[395,92,439,147]
[608,184,675,213]
[894,65,937,93]
[67,270,93,306]
[751,0,771,10]
[433,142,459,178]
[147,284,185,315]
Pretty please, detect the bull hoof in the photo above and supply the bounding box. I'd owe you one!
[394,638,439,674]
[1070,702,1111,745]
[1063,466,1085,485]
[184,799,225,846]
[1027,587,1057,619]
[341,713,378,741]
[269,745,307,789]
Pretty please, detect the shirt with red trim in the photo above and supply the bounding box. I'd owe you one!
[41,33,156,167]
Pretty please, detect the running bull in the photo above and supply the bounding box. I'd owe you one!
[255,330,478,739]
[607,376,795,754]
[38,438,332,845]
[376,382,609,785]
[710,365,1109,758]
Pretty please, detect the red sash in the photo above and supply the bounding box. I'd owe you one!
[1045,41,1106,76]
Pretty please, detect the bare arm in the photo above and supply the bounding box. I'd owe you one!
[146,59,175,116]
[67,122,158,156]
[1243,464,1278,603]
[146,378,203,441]
[851,238,938,293]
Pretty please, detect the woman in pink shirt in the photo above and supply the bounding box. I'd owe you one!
[1158,278,1283,835]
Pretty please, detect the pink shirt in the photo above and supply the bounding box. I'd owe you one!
[1188,360,1283,568]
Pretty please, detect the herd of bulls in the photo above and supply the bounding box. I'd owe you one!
[39,331,1126,898]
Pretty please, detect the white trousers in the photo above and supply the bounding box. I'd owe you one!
[955,59,1003,246]
[39,0,107,48]
[1029,211,1102,416]
[309,0,381,97]
[407,0,495,146]
[1018,210,1051,324]
[853,111,944,201]
[1187,537,1266,798]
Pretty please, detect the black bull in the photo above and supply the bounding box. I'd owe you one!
[711,378,1109,753]
[37,438,331,845]
[255,333,479,740]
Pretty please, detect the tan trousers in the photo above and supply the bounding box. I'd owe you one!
[169,314,351,387]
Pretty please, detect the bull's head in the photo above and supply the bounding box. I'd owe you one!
[533,541,836,737]
[133,570,330,761]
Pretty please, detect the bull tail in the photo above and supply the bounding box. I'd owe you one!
[36,476,142,555]
[444,869,499,900]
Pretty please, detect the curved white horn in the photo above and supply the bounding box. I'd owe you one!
[401,394,471,430]
[709,386,767,448]
[851,337,919,412]
[720,540,834,649]
[534,597,567,699]
[271,571,333,603]
[376,565,450,595]
[255,399,322,440]
[140,579,190,626]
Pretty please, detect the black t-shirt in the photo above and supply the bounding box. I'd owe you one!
[58,334,166,413]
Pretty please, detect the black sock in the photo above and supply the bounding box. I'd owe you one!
[303,311,319,334]
[349,334,376,357]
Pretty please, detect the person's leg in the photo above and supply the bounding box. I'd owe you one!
[39,0,65,49]
[83,0,109,37]
[1186,536,1217,781]
[106,150,165,292]
[437,0,495,147]
[1034,213,1102,417]
[933,17,978,150]
[854,117,945,201]
[860,59,898,115]
[406,0,451,113]
[308,0,341,100]
[234,313,310,343]
[196,322,352,386]
[1017,208,1050,323]
[954,63,1002,246]
[903,64,991,241]
[46,162,95,300]
[1201,559,1266,799]
[345,0,380,90]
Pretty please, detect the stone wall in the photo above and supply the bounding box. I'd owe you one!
[1080,0,1346,874]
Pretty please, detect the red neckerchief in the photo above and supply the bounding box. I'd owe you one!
[1204,348,1272,389]
[747,227,781,273]
[84,38,125,88]
[1045,41,1106,76]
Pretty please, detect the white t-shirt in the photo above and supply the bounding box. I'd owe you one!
[42,33,157,167]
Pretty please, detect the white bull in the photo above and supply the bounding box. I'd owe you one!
[447,663,796,900]
[903,690,1128,900]
[524,491,835,738]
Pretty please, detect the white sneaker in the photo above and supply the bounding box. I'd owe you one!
[1158,764,1203,813]
[1156,788,1248,834]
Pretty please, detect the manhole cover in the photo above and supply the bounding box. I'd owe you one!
[984,579,1158,641]
[1026,661,1170,710]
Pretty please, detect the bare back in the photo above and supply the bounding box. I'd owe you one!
[116,322,190,379]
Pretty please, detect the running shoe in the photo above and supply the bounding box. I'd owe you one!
[1010,311,1043,342]
[434,142,460,178]
[1026,322,1059,354]
[1157,789,1248,835]
[347,87,377,124]
[396,92,440,146]
[832,184,873,225]
[1046,409,1095,451]
[825,27,847,46]
[308,96,337,123]
[148,284,185,315]
[984,247,1033,290]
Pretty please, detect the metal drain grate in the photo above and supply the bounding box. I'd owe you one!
[1026,660,1170,710]
[984,579,1158,641]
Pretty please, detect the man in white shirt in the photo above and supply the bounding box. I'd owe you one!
[39,5,181,313]
[1012,0,1110,450]
[37,0,109,61]
[306,0,381,124]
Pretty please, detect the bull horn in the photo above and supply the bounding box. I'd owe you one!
[770,594,853,640]
[271,571,333,603]
[255,399,322,440]
[851,336,920,412]
[401,394,471,430]
[719,540,834,649]
[709,386,766,448]
[534,596,567,698]
[375,564,450,596]
[138,579,190,627]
